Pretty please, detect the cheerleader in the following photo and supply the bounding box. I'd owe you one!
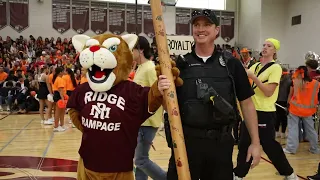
[52,67,67,132]
[46,66,55,122]
[37,66,53,125]
[63,68,77,97]
[63,68,77,126]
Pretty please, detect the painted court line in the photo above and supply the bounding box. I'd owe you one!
[36,131,55,171]
[0,114,11,121]
[0,118,35,152]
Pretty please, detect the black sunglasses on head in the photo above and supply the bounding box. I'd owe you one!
[191,9,213,18]
[191,9,219,25]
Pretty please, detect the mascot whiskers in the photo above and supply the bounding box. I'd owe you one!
[67,33,182,180]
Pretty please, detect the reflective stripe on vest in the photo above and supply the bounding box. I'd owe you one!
[291,81,319,109]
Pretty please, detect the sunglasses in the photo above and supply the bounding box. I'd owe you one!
[191,9,213,18]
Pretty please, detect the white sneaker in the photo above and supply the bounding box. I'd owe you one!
[48,117,54,122]
[58,126,66,132]
[43,120,53,125]
[53,127,60,132]
[6,107,10,111]
[284,173,299,180]
[53,126,66,132]
[283,148,294,154]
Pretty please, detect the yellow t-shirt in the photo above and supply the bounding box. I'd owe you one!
[249,61,282,112]
[133,61,163,128]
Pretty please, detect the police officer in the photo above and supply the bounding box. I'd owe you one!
[157,9,261,180]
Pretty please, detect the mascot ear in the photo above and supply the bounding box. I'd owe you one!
[121,34,138,51]
[72,35,91,53]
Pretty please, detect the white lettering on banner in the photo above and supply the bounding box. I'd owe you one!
[89,102,111,120]
[82,117,121,131]
[84,91,125,110]
[166,36,194,55]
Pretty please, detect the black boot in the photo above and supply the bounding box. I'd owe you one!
[307,163,320,180]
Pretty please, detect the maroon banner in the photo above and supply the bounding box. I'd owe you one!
[108,3,125,35]
[143,6,154,38]
[176,8,190,35]
[91,1,107,35]
[9,0,29,32]
[220,11,235,42]
[126,4,142,34]
[72,0,89,34]
[52,0,70,34]
[0,0,7,30]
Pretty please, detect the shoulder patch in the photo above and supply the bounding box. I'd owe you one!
[219,56,226,67]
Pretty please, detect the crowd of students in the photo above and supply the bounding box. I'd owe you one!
[0,35,89,132]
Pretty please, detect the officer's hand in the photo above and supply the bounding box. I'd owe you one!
[158,75,171,95]
[246,143,261,169]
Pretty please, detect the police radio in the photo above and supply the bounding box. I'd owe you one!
[196,79,235,117]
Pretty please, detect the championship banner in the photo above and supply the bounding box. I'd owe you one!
[52,0,71,34]
[175,8,191,35]
[108,3,125,35]
[143,6,155,38]
[126,4,142,34]
[9,0,29,33]
[0,0,7,30]
[91,1,107,35]
[167,35,194,55]
[72,0,89,34]
[220,11,235,42]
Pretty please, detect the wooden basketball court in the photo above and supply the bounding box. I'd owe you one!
[0,114,318,179]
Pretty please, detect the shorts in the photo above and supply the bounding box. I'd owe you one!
[53,91,62,102]
[67,90,73,97]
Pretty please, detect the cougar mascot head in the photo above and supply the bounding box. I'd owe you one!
[72,34,137,92]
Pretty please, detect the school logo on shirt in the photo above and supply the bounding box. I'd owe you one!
[81,91,126,131]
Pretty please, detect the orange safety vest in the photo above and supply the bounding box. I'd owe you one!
[289,79,320,117]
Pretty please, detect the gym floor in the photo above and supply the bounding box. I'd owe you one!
[0,114,318,179]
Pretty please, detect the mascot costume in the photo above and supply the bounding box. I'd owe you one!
[67,33,182,180]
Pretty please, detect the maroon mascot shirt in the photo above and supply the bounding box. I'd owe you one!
[67,80,153,173]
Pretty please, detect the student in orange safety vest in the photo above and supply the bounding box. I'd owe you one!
[284,66,320,154]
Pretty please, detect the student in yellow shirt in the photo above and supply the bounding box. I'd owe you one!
[132,36,166,180]
[234,38,298,180]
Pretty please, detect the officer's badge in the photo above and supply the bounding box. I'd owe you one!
[219,56,226,67]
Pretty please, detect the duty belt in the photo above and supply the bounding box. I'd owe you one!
[183,125,232,140]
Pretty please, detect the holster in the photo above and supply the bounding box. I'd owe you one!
[164,111,233,148]
[183,125,233,142]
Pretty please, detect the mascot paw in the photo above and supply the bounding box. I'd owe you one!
[68,109,83,133]
[155,60,183,87]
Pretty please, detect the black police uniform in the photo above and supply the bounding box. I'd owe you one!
[165,46,254,180]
